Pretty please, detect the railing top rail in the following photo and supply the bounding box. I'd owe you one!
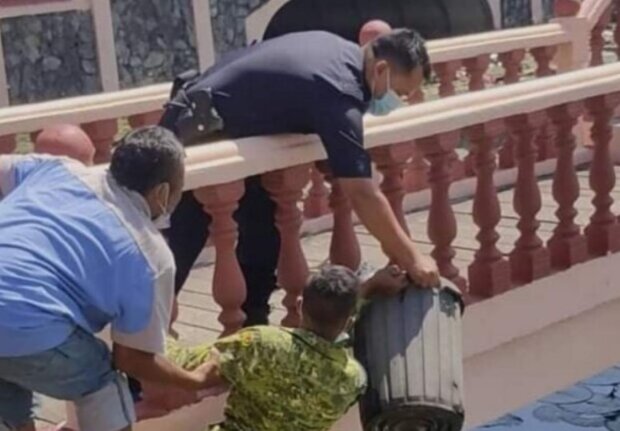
[427,22,575,63]
[0,21,584,136]
[169,62,620,190]
[0,83,171,135]
[578,0,613,27]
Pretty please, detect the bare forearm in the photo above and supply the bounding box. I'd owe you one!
[347,185,416,261]
[113,344,217,391]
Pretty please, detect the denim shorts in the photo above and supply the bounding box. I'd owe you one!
[0,328,135,431]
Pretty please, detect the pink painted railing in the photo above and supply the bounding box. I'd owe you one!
[167,62,620,323]
[577,0,620,65]
[0,15,613,330]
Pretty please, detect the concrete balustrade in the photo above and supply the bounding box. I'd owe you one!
[1,3,620,426]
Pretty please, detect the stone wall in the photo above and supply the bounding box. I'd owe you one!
[502,0,533,27]
[0,0,563,105]
[499,0,554,27]
[111,0,199,88]
[1,11,100,105]
[210,0,270,57]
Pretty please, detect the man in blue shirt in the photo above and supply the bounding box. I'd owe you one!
[160,28,439,327]
[0,127,220,431]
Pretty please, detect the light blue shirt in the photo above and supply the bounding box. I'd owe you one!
[0,155,175,357]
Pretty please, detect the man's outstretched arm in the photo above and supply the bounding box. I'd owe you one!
[315,97,439,287]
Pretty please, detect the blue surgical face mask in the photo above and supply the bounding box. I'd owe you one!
[368,69,405,116]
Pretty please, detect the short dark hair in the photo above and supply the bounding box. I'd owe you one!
[302,265,360,327]
[371,28,431,80]
[110,126,185,194]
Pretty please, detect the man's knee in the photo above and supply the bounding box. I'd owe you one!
[74,373,135,431]
[0,379,33,431]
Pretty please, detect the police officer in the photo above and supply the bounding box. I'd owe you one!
[161,28,439,326]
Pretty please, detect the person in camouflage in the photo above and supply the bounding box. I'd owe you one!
[149,264,408,431]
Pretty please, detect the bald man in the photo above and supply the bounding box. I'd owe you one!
[358,20,392,45]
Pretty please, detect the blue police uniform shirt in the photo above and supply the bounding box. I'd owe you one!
[187,30,373,178]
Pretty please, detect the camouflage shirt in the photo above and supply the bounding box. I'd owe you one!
[168,326,366,431]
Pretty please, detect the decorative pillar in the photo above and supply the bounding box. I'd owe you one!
[531,46,558,77]
[82,119,119,164]
[499,49,526,85]
[466,121,511,297]
[532,46,559,161]
[506,112,551,284]
[262,165,311,327]
[547,102,588,268]
[434,61,466,180]
[584,94,620,255]
[590,7,612,66]
[0,135,16,154]
[128,110,164,128]
[194,181,246,335]
[371,142,414,235]
[417,132,466,290]
[615,1,620,59]
[404,146,430,192]
[434,61,460,98]
[318,162,362,271]
[553,0,581,17]
[498,50,526,169]
[463,55,491,91]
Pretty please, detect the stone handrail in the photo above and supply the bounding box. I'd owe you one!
[179,62,618,189]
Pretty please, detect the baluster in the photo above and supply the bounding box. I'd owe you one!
[553,0,581,16]
[615,2,620,59]
[82,119,118,164]
[434,61,460,97]
[318,162,362,271]
[303,166,330,218]
[30,130,41,144]
[499,49,526,85]
[531,46,558,77]
[262,165,311,327]
[418,132,466,290]
[506,113,551,284]
[590,7,612,66]
[584,94,620,255]
[497,50,526,169]
[0,134,16,154]
[128,110,164,128]
[547,103,588,268]
[371,142,414,235]
[531,46,559,161]
[463,55,491,92]
[462,56,492,176]
[404,146,430,192]
[467,121,511,297]
[434,61,466,180]
[194,182,246,335]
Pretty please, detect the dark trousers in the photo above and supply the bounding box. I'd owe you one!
[159,108,281,326]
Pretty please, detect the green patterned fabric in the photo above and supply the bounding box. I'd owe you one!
[167,326,366,431]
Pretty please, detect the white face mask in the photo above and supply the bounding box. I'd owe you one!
[152,184,171,231]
